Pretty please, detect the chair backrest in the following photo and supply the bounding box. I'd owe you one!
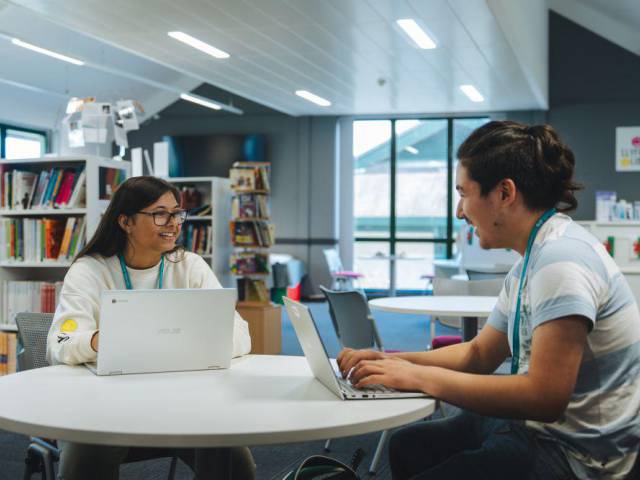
[319,286,383,351]
[15,312,55,371]
[323,249,344,275]
[467,278,504,296]
[465,269,507,281]
[432,277,468,296]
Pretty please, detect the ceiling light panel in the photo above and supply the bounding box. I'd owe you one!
[295,90,331,107]
[180,93,222,110]
[396,19,437,49]
[459,84,485,102]
[11,38,84,66]
[168,31,230,59]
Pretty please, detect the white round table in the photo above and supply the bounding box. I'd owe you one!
[369,295,498,342]
[0,355,435,448]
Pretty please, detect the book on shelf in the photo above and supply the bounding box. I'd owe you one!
[230,252,270,275]
[231,193,269,219]
[0,332,17,376]
[0,167,86,210]
[229,165,270,192]
[180,224,212,256]
[1,280,63,327]
[0,217,85,262]
[188,204,212,216]
[229,220,275,247]
[178,185,203,210]
[236,277,270,303]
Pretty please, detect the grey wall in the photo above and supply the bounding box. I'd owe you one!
[544,13,640,220]
[127,99,339,294]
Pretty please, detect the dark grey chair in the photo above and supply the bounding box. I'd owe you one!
[15,312,178,480]
[319,286,388,474]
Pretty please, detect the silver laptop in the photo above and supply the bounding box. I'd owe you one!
[283,297,429,400]
[86,288,236,376]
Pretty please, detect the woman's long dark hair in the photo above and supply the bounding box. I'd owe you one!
[458,121,583,212]
[74,176,184,262]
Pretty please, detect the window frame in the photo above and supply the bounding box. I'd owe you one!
[0,123,49,159]
[353,116,489,292]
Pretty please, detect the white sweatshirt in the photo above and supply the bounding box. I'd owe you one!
[46,252,252,365]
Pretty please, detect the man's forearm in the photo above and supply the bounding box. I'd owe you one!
[389,340,492,374]
[417,367,563,422]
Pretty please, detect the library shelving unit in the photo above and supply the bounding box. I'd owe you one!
[0,155,130,374]
[228,162,280,354]
[165,177,233,287]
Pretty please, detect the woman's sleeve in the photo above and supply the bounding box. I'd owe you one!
[46,260,102,365]
[191,256,252,357]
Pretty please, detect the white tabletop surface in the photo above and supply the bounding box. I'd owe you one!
[0,355,435,448]
[369,295,498,317]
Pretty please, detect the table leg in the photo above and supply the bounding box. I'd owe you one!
[462,316,478,342]
[389,257,397,297]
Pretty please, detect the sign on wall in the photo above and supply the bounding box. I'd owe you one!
[616,126,640,172]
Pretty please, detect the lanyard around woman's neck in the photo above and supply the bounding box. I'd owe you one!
[118,254,165,290]
[510,208,556,374]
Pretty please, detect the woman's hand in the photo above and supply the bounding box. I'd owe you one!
[350,357,428,392]
[337,348,386,378]
[90,331,99,352]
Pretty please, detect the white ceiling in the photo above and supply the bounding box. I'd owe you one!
[2,0,638,124]
[6,0,550,118]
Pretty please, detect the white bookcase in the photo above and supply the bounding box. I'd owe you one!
[0,155,131,329]
[165,176,233,288]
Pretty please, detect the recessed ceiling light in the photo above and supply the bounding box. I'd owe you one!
[459,85,485,102]
[168,31,230,59]
[11,38,84,66]
[180,93,222,110]
[405,146,419,155]
[396,19,436,49]
[295,90,331,107]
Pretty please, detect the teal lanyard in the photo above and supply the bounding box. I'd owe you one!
[511,208,556,374]
[118,254,164,290]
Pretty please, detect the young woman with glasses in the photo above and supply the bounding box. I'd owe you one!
[46,176,254,480]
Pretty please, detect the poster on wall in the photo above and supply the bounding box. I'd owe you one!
[615,126,640,172]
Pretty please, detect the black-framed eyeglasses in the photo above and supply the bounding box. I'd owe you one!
[137,209,187,226]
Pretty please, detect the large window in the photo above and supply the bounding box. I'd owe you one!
[353,117,489,293]
[1,125,48,159]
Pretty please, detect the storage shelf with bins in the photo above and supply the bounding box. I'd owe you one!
[0,155,130,374]
[229,162,274,306]
[165,176,232,287]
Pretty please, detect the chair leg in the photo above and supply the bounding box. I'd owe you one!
[324,439,331,451]
[25,443,55,480]
[369,430,389,474]
[168,456,178,480]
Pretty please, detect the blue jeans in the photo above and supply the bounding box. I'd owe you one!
[389,409,577,480]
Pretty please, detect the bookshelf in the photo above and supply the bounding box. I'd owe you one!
[0,155,130,331]
[0,155,130,375]
[165,177,233,287]
[229,162,274,307]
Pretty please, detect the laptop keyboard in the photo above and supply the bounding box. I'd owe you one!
[338,377,397,395]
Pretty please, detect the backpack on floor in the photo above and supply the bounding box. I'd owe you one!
[283,448,365,480]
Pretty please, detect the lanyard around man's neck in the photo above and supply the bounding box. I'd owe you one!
[510,208,557,374]
[118,254,165,290]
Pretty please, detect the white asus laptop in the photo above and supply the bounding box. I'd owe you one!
[283,297,429,400]
[86,288,236,376]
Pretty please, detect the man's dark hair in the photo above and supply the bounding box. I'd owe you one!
[457,120,582,212]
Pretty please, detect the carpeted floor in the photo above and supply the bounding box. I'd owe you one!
[0,300,456,479]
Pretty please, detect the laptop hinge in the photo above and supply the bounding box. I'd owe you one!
[207,365,222,370]
[108,370,123,375]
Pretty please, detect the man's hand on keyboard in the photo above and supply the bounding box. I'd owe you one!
[337,348,386,378]
[349,357,425,392]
